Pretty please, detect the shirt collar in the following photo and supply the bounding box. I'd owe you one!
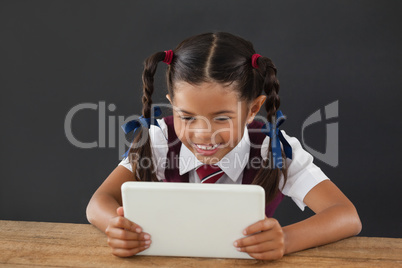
[179,126,251,182]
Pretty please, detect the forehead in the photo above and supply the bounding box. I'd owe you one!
[172,82,244,114]
[174,81,237,95]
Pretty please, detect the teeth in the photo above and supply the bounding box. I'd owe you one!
[195,144,219,150]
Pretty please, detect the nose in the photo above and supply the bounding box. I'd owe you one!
[191,117,214,141]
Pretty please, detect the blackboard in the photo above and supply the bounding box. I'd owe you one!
[1,0,401,238]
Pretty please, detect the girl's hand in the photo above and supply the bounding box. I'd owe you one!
[105,207,152,257]
[234,217,285,260]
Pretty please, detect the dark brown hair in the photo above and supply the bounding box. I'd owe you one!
[128,32,288,204]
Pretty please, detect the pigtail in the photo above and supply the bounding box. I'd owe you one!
[128,51,166,181]
[252,56,288,204]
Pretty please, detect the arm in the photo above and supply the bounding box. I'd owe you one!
[86,165,152,257]
[234,180,362,260]
[283,180,362,254]
[86,165,132,231]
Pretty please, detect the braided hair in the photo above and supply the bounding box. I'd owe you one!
[128,32,288,204]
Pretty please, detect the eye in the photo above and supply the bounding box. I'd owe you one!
[180,116,196,121]
[214,116,231,122]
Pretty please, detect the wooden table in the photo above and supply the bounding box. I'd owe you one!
[0,220,401,267]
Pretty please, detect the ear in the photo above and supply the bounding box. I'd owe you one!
[246,95,266,124]
[166,94,172,104]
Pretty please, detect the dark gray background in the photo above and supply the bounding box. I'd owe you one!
[1,1,401,238]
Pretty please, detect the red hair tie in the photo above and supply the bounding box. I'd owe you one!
[163,50,174,65]
[251,54,261,69]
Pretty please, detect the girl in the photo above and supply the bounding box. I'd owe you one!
[86,32,362,260]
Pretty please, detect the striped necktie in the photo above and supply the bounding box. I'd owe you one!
[196,165,224,183]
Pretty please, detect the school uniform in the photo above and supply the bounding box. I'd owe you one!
[119,116,329,217]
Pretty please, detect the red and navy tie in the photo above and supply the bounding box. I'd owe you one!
[196,165,224,183]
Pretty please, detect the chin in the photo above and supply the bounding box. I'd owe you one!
[195,154,221,165]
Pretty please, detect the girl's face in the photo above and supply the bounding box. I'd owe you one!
[167,81,266,165]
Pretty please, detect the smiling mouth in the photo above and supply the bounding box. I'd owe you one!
[194,144,220,151]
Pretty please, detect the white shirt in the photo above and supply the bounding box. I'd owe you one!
[119,118,329,210]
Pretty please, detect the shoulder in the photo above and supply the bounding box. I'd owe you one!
[150,117,168,143]
[261,130,330,210]
[260,130,312,164]
[118,117,169,174]
[149,118,170,156]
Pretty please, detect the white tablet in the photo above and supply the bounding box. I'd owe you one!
[121,181,265,259]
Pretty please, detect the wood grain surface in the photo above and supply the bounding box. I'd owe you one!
[0,220,401,267]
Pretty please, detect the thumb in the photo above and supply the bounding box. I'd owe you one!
[116,206,124,217]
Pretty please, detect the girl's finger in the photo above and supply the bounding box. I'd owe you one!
[106,226,149,241]
[234,230,272,248]
[248,248,285,261]
[109,216,142,233]
[111,245,150,258]
[107,237,152,249]
[243,218,279,235]
[236,239,283,253]
[116,206,124,217]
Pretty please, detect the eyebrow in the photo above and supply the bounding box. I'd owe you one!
[177,109,236,115]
